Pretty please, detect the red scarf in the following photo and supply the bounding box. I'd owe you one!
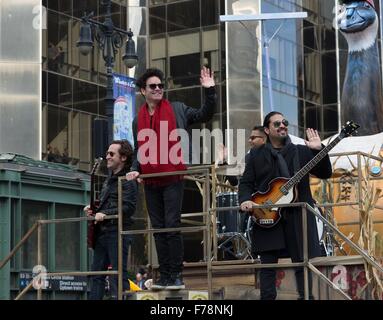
[137,99,186,185]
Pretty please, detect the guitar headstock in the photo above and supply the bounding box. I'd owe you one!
[340,121,360,138]
[90,157,103,175]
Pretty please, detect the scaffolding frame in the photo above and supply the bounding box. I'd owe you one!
[1,152,383,300]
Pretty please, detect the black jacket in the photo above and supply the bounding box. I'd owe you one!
[238,139,332,258]
[131,87,216,172]
[97,168,138,229]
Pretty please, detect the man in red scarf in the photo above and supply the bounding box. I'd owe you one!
[127,67,216,290]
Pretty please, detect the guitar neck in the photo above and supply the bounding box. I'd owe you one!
[89,160,100,212]
[90,173,95,212]
[282,135,341,192]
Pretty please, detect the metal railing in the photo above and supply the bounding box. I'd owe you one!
[0,166,212,300]
[2,157,383,300]
[0,215,119,300]
[117,167,211,300]
[210,201,383,300]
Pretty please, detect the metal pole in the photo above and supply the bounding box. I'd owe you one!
[302,205,309,300]
[37,223,42,300]
[263,25,274,111]
[106,72,115,144]
[357,152,363,228]
[15,280,35,301]
[118,177,123,300]
[0,222,38,270]
[307,262,352,300]
[202,174,207,260]
[307,204,383,273]
[205,169,212,299]
[78,0,138,145]
[104,0,115,144]
[211,165,218,260]
[148,214,153,272]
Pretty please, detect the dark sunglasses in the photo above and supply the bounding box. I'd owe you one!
[106,151,116,157]
[147,83,164,90]
[272,119,289,128]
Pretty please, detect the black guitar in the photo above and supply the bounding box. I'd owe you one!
[87,158,102,249]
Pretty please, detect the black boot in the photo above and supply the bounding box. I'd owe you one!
[151,273,170,290]
[167,272,185,290]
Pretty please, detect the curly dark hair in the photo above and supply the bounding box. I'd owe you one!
[136,68,164,89]
[263,111,283,129]
[110,140,133,170]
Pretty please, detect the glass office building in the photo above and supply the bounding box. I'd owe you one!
[41,0,133,171]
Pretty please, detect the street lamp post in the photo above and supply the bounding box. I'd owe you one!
[77,0,138,144]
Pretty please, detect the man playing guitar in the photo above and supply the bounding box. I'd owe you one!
[84,140,137,299]
[239,111,333,300]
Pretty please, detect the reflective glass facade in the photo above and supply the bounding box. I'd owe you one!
[222,0,340,140]
[0,0,381,169]
[39,0,383,171]
[260,0,339,137]
[143,0,383,142]
[42,0,129,171]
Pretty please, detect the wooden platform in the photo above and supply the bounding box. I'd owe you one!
[126,289,222,300]
[145,255,377,300]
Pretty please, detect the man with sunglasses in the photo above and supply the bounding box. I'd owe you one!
[239,111,332,300]
[248,125,267,150]
[84,140,138,299]
[126,67,216,290]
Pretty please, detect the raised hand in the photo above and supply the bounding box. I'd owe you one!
[200,66,215,88]
[305,128,322,150]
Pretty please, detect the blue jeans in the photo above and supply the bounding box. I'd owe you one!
[89,229,131,300]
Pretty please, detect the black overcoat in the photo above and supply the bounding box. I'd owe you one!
[238,139,332,259]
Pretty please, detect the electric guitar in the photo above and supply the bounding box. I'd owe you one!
[249,121,360,228]
[87,158,102,249]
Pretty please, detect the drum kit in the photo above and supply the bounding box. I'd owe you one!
[215,192,255,260]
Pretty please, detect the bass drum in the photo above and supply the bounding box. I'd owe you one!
[216,192,244,235]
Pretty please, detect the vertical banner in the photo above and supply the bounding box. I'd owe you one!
[113,74,135,147]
